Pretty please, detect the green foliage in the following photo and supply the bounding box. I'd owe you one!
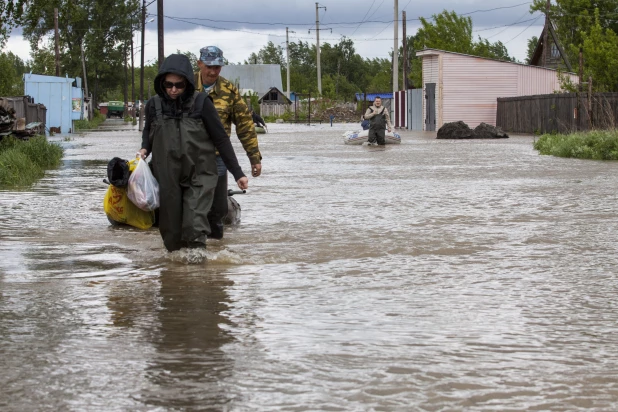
[525,36,538,64]
[0,52,22,96]
[0,0,26,48]
[245,41,285,65]
[534,130,618,160]
[410,10,515,87]
[19,0,140,103]
[530,0,618,91]
[0,135,64,187]
[580,10,618,92]
[73,112,106,130]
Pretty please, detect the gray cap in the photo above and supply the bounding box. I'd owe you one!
[199,46,226,66]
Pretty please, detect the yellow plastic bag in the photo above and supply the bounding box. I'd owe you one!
[103,158,155,229]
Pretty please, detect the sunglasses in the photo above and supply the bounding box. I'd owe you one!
[162,81,186,89]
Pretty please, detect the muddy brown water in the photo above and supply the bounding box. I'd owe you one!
[2,120,618,411]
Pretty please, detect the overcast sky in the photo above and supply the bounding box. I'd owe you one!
[3,0,543,66]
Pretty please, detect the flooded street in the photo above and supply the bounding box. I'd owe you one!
[2,120,618,411]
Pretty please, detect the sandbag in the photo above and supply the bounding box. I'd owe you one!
[103,184,155,230]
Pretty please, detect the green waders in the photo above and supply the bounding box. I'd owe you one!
[150,93,218,251]
[368,108,387,145]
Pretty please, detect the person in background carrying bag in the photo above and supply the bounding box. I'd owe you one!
[137,54,248,252]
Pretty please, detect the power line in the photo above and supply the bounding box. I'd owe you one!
[350,0,376,36]
[503,14,543,44]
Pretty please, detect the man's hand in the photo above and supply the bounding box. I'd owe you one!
[237,176,249,190]
[252,163,262,177]
[387,128,391,133]
[136,149,148,159]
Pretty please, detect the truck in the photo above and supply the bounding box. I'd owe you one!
[107,101,124,118]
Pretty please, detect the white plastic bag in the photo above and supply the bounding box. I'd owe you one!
[127,157,160,211]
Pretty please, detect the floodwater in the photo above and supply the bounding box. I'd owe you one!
[2,119,618,411]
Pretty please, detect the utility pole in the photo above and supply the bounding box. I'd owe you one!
[139,0,146,132]
[393,0,399,93]
[157,0,164,68]
[402,10,407,90]
[131,16,135,113]
[314,3,326,95]
[542,0,550,67]
[80,41,88,98]
[54,8,60,76]
[286,27,295,99]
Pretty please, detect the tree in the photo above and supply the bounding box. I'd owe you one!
[18,0,140,103]
[0,0,26,47]
[0,52,24,95]
[530,0,618,65]
[411,10,515,87]
[525,36,539,64]
[580,9,618,91]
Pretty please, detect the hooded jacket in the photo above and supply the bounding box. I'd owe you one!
[140,54,245,181]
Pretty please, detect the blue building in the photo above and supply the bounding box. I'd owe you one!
[23,74,84,135]
[354,92,393,102]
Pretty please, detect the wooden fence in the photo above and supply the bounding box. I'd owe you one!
[496,92,618,134]
[259,103,292,117]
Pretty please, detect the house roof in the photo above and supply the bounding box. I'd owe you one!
[529,21,572,71]
[220,64,283,98]
[258,87,292,104]
[354,93,393,102]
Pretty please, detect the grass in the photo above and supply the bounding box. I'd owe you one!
[74,112,106,131]
[0,135,64,187]
[534,130,618,160]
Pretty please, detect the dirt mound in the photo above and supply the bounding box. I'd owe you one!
[315,106,361,123]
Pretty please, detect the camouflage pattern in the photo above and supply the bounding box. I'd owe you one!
[196,72,262,165]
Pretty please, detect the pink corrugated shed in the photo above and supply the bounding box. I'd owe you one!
[416,49,578,130]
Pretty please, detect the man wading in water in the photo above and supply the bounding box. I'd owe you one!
[363,96,392,146]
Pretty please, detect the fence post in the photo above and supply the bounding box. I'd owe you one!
[588,76,593,130]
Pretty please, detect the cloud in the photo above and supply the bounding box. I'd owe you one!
[3,0,543,64]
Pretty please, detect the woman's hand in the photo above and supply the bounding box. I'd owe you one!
[237,176,249,190]
[136,149,148,159]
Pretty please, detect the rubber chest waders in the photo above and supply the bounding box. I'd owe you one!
[368,107,387,145]
[150,92,219,251]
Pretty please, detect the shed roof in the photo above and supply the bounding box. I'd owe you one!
[258,87,292,104]
[220,64,283,97]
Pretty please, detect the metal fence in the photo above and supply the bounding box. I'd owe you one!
[496,92,618,134]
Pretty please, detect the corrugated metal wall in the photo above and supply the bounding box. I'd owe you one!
[442,54,518,128]
[436,52,579,129]
[517,66,578,96]
[408,89,423,130]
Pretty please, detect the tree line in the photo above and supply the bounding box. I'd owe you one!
[1,0,617,102]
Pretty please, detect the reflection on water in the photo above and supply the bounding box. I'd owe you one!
[2,122,618,410]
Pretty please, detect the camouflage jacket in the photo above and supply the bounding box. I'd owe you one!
[195,72,262,165]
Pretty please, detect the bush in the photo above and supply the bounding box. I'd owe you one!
[74,112,107,131]
[0,135,64,187]
[534,130,618,160]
